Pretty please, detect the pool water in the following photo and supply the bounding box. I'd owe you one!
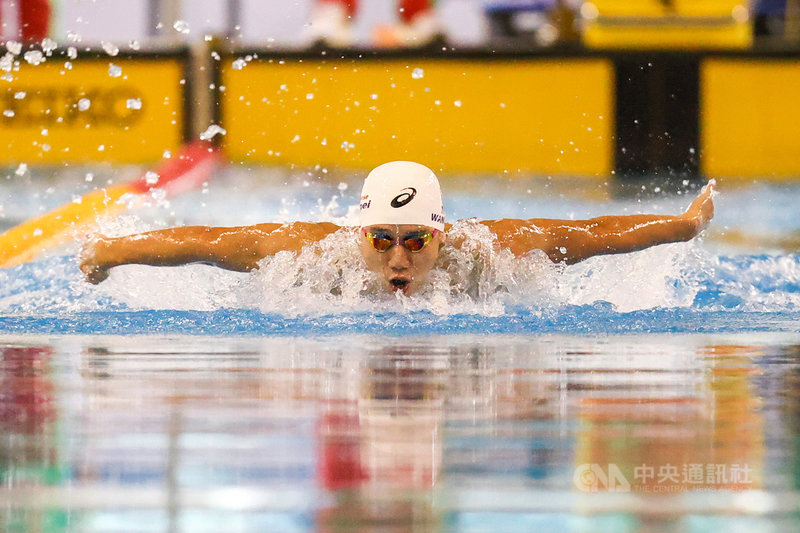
[1,167,800,531]
[0,168,799,335]
[2,334,799,532]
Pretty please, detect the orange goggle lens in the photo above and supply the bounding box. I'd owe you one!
[363,230,437,253]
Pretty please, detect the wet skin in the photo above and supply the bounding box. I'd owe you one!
[358,224,446,296]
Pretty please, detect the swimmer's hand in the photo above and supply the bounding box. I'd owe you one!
[79,235,111,284]
[682,179,716,235]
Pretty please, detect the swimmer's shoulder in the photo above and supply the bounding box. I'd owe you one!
[243,221,345,255]
[471,218,552,257]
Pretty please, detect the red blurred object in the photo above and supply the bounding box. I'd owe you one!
[316,403,367,490]
[0,346,56,434]
[1,0,51,42]
[398,0,434,23]
[319,0,435,22]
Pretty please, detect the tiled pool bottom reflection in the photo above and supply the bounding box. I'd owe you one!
[2,334,800,532]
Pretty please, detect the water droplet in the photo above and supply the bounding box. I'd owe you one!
[15,163,27,176]
[14,91,25,100]
[85,172,94,182]
[67,47,77,59]
[0,54,13,73]
[454,100,462,107]
[42,39,57,54]
[23,50,44,65]
[129,40,140,50]
[3,110,15,117]
[232,58,247,70]
[126,98,142,110]
[6,41,21,55]
[173,20,190,34]
[199,124,227,140]
[411,68,424,79]
[108,64,122,77]
[306,93,314,100]
[101,41,119,57]
[77,98,91,111]
[145,171,159,185]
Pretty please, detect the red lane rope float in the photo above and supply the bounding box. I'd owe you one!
[0,141,219,268]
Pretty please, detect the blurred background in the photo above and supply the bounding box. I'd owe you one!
[7,0,796,49]
[2,0,798,178]
[1,0,800,263]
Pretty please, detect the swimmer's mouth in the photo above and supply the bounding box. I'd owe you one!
[389,278,410,291]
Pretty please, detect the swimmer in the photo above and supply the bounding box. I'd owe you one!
[80,161,716,295]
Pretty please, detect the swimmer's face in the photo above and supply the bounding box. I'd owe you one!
[359,224,445,295]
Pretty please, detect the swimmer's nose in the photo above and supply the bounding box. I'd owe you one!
[387,244,411,270]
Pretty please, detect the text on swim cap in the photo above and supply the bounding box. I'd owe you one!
[360,200,371,210]
[431,213,444,224]
[390,188,417,208]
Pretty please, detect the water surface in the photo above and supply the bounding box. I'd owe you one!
[2,334,799,532]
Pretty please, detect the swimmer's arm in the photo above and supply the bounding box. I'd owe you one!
[484,181,715,264]
[80,221,341,284]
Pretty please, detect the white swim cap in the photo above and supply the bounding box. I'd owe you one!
[358,161,445,231]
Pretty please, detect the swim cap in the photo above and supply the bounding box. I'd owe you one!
[358,161,445,231]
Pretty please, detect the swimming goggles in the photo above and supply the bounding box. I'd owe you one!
[362,228,439,253]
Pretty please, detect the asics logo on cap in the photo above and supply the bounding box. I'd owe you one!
[390,187,417,208]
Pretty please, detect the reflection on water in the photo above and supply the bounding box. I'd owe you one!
[1,334,800,532]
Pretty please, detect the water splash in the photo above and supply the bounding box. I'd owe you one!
[2,172,799,334]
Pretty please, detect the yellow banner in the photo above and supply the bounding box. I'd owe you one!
[582,0,751,49]
[702,59,800,180]
[0,55,186,164]
[221,57,613,177]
